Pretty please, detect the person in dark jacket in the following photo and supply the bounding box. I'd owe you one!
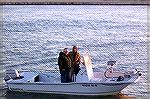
[58,48,71,83]
[68,46,81,82]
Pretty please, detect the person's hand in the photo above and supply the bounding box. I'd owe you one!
[62,69,65,71]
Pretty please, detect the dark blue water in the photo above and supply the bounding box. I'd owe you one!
[0,5,149,99]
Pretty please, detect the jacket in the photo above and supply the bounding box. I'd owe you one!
[58,52,71,71]
[68,52,80,69]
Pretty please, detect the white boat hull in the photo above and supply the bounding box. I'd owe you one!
[5,66,141,96]
[7,82,130,95]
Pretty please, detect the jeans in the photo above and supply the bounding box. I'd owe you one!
[60,69,70,83]
[69,67,80,82]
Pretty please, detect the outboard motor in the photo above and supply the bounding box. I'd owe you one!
[4,69,20,81]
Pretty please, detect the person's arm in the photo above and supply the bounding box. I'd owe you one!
[58,56,62,71]
[76,53,81,64]
[80,56,85,66]
[61,56,68,69]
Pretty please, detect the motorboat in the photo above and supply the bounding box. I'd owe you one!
[4,55,142,96]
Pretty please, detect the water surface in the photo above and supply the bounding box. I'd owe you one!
[0,5,149,99]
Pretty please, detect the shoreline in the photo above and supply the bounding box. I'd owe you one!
[0,1,149,5]
[0,2,149,5]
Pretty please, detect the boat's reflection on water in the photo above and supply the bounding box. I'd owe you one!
[4,91,136,99]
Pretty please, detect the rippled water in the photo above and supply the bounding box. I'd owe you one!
[0,5,149,99]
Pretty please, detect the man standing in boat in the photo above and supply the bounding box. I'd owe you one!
[68,46,81,82]
[58,48,71,83]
